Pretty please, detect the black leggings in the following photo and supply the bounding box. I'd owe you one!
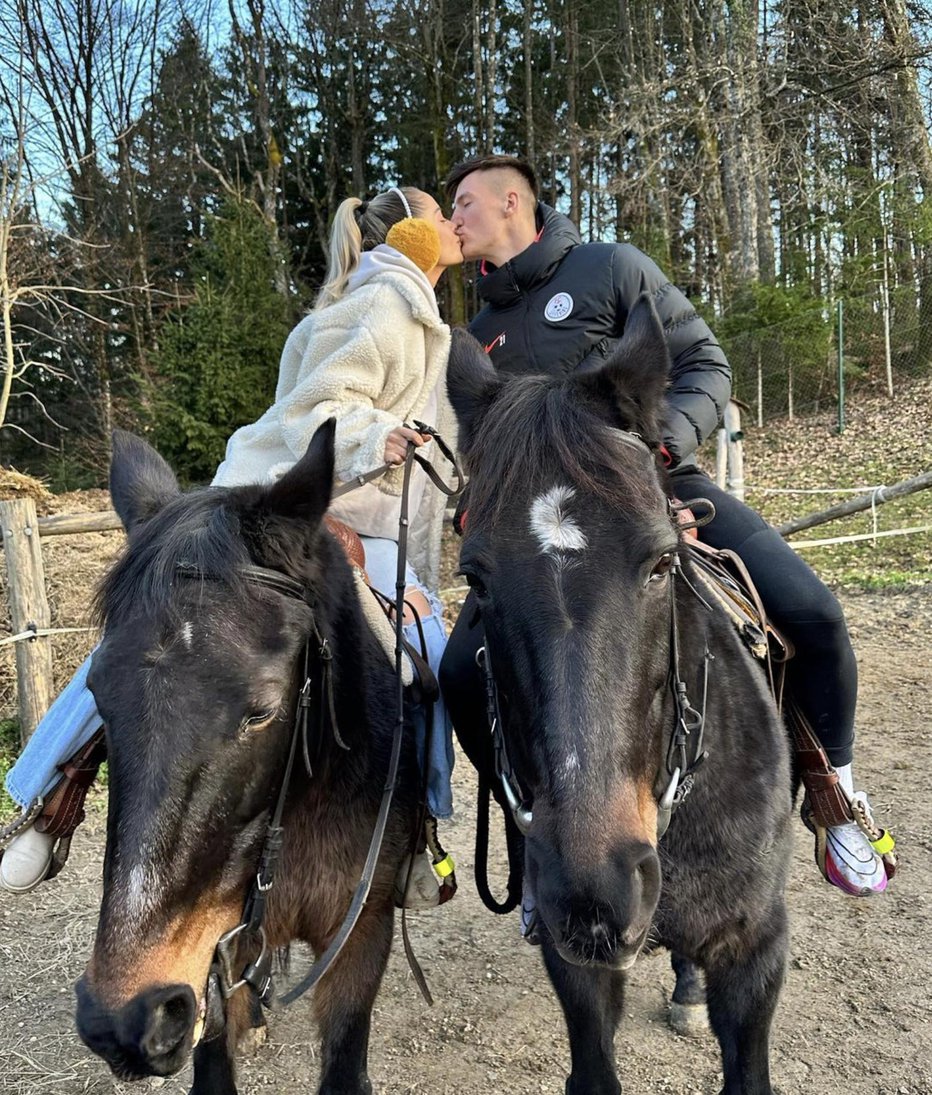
[440,469,857,777]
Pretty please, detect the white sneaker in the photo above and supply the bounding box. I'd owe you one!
[0,825,56,893]
[393,850,441,909]
[824,793,889,897]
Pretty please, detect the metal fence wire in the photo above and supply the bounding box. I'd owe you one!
[719,279,932,427]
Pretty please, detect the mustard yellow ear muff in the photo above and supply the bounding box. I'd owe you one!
[386,217,441,273]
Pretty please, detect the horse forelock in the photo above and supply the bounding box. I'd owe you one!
[461,376,665,531]
[94,485,325,631]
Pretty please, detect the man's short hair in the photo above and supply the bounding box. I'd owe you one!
[444,155,538,201]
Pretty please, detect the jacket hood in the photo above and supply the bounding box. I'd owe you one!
[347,245,444,328]
[478,203,581,306]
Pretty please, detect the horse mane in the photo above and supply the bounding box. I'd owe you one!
[93,485,316,629]
[462,374,666,527]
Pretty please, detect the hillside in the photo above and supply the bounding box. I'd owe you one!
[710,375,932,589]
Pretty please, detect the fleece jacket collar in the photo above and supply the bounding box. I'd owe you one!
[348,245,445,329]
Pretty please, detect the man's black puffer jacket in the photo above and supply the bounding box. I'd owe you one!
[467,203,731,469]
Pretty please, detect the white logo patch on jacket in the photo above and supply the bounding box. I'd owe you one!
[544,292,573,322]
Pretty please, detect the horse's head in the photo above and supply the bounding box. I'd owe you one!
[449,297,679,970]
[76,424,337,1078]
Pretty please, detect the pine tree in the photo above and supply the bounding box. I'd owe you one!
[151,198,291,483]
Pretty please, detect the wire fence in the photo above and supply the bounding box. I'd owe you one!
[720,280,932,427]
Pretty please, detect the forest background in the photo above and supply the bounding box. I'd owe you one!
[1,0,931,487]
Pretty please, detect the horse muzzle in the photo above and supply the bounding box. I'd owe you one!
[551,919,651,970]
[75,975,200,1079]
[531,838,661,970]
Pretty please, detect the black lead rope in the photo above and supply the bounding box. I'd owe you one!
[472,642,527,915]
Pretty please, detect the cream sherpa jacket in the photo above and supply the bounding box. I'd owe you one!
[212,247,455,591]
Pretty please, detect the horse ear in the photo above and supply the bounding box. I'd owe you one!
[446,328,502,444]
[576,294,670,437]
[110,430,181,532]
[263,418,335,524]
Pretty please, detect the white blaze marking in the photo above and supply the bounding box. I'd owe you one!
[124,860,159,923]
[559,748,580,784]
[530,486,588,554]
[181,621,194,649]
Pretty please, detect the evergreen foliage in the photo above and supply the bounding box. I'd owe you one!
[150,199,291,484]
[1,0,931,477]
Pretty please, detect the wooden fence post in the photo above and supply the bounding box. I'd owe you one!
[1,498,54,743]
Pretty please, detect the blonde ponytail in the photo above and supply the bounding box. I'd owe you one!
[315,187,423,309]
[315,197,364,310]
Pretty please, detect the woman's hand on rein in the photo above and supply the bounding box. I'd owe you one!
[384,426,431,466]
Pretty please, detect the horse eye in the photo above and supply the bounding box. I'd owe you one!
[242,708,278,731]
[461,571,489,599]
[648,553,674,584]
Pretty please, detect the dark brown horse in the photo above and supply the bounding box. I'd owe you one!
[75,424,419,1094]
[446,297,793,1095]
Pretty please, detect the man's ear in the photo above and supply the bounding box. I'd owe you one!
[574,294,670,441]
[109,430,181,532]
[262,419,335,526]
[446,328,502,448]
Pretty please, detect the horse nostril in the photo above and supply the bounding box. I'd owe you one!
[142,987,196,1060]
[635,845,661,906]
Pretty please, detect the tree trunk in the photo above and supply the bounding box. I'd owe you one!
[523,1,535,164]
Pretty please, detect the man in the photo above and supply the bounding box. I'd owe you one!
[439,154,892,899]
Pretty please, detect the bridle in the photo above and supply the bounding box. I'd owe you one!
[176,560,346,1037]
[184,425,462,1040]
[656,548,712,838]
[472,427,715,869]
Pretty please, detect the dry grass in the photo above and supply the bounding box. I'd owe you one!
[0,468,54,512]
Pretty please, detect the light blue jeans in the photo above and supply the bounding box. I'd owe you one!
[357,536,454,819]
[5,649,101,809]
[5,539,454,820]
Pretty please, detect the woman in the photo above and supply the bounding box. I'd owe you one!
[2,185,462,907]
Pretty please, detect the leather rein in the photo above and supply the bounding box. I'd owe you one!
[188,424,462,1038]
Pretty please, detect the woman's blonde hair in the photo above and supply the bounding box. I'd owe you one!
[315,187,424,309]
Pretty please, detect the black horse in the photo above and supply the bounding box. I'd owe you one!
[446,297,793,1095]
[75,423,419,1095]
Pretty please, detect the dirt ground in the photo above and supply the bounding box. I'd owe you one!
[0,510,930,1095]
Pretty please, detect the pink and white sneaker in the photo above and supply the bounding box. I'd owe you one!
[820,793,894,897]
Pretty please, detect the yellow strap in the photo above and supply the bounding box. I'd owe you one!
[870,830,895,855]
[433,854,455,878]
